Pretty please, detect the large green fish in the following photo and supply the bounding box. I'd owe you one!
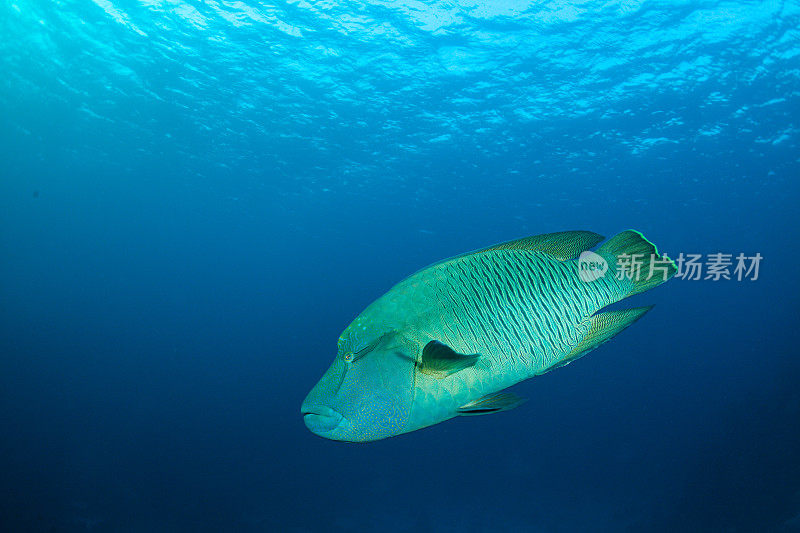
[301,230,676,442]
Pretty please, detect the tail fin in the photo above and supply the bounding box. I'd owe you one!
[597,230,677,297]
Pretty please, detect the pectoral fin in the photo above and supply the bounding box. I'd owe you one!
[419,340,479,378]
[458,391,526,416]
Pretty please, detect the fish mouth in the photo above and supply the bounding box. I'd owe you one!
[301,405,344,434]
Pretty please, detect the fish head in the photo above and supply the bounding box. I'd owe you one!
[301,332,415,442]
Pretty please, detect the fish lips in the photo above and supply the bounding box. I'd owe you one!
[301,404,344,435]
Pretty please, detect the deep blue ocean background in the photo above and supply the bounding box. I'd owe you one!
[2,1,799,531]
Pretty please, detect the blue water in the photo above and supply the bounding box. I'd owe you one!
[2,0,799,531]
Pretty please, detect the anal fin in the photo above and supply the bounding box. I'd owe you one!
[540,306,653,374]
[458,391,526,416]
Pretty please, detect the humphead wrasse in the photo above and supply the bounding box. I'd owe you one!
[301,230,676,442]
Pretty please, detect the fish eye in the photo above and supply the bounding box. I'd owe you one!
[342,345,373,364]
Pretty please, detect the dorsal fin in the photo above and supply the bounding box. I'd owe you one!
[398,230,605,285]
[479,230,605,260]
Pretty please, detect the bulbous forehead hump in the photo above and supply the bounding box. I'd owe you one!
[338,315,381,352]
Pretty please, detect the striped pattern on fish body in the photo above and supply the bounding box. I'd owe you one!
[376,249,623,428]
[412,249,630,371]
